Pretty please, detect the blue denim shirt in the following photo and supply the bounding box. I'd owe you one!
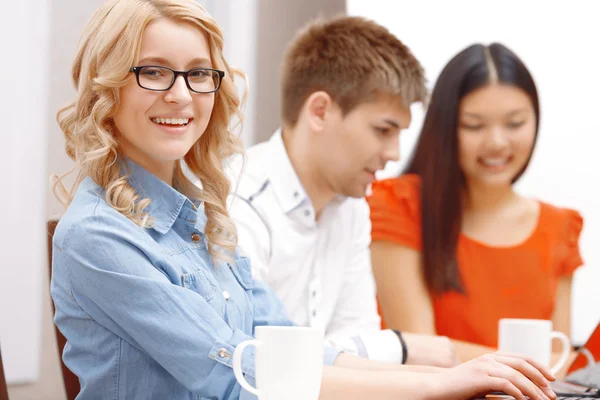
[50,161,340,400]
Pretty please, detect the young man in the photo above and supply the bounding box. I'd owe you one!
[228,15,456,367]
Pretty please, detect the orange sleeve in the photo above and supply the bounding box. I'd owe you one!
[556,209,584,276]
[367,175,422,251]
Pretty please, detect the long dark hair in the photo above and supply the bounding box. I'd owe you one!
[404,43,540,295]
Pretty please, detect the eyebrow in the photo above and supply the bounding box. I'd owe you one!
[462,108,529,119]
[137,56,213,69]
[381,119,401,129]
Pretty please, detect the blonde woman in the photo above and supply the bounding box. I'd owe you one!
[50,1,558,399]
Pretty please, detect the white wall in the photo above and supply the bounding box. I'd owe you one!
[253,0,347,143]
[348,0,600,346]
[47,0,107,220]
[199,0,259,147]
[0,0,50,384]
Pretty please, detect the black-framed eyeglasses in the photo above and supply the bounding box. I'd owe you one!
[129,65,225,93]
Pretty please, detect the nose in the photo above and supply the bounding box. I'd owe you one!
[382,133,400,163]
[164,75,192,105]
[486,125,509,150]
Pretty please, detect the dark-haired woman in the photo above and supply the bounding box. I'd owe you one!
[368,43,583,359]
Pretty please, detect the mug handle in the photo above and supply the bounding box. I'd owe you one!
[549,331,571,375]
[579,347,596,367]
[233,339,261,396]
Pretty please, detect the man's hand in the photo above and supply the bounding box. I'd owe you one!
[403,332,460,367]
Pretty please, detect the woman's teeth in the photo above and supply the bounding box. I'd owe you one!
[480,158,509,167]
[151,117,190,126]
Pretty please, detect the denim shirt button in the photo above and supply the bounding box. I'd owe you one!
[218,348,231,359]
[191,233,201,243]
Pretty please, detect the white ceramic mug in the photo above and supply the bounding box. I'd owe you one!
[498,318,571,375]
[233,326,324,400]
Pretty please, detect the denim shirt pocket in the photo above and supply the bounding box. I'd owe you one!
[229,257,254,291]
[229,257,254,322]
[180,269,216,302]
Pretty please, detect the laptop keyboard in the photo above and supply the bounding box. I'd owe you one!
[484,395,598,399]
[556,397,597,399]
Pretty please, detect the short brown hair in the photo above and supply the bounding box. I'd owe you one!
[281,15,427,127]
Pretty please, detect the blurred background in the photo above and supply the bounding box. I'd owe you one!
[0,1,598,399]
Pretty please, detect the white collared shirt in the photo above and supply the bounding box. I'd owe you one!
[227,130,403,363]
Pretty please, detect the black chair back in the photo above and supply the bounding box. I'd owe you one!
[0,346,10,400]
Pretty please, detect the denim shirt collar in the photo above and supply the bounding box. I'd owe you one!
[123,158,205,235]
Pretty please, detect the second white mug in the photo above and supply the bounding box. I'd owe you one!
[498,318,571,375]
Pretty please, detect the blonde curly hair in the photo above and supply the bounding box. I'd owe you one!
[53,0,244,262]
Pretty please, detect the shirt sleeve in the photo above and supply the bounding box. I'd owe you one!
[54,214,259,399]
[324,200,404,364]
[556,209,584,276]
[367,176,422,251]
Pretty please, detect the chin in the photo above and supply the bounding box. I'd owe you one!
[473,173,516,188]
[342,185,369,199]
[156,144,196,161]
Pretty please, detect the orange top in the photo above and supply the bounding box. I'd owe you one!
[367,174,584,348]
